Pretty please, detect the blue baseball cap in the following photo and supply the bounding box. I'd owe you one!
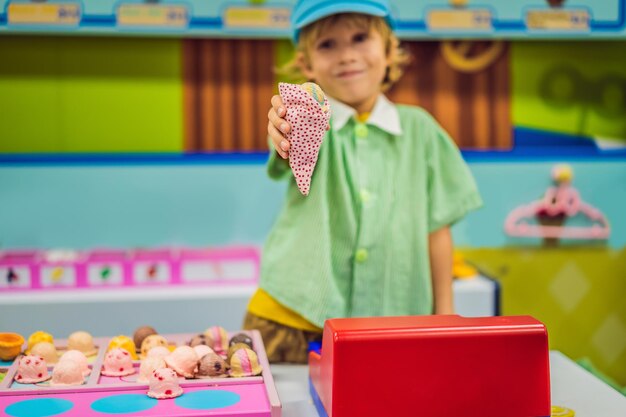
[292,0,394,42]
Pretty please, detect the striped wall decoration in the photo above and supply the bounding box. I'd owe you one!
[183,40,511,152]
[183,39,275,152]
[387,41,512,149]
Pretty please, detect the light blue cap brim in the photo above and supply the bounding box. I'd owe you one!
[293,2,392,42]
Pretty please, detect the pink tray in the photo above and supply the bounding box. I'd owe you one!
[0,331,280,417]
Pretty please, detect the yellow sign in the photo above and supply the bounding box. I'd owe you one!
[8,3,80,25]
[117,4,188,27]
[224,7,290,28]
[427,9,492,30]
[527,10,589,30]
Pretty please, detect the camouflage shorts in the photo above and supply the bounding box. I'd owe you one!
[242,311,322,364]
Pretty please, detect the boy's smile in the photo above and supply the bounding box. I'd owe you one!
[300,19,390,114]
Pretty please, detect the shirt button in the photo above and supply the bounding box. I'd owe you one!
[355,249,368,263]
[359,189,371,203]
[355,123,368,138]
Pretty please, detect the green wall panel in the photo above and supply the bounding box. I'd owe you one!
[512,41,626,143]
[0,36,183,153]
[462,247,626,386]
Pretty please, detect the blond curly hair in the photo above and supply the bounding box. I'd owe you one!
[278,13,410,92]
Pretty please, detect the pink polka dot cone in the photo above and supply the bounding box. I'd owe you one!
[14,355,51,384]
[101,348,135,377]
[279,82,331,196]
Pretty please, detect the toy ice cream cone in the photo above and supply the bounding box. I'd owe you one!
[278,82,331,196]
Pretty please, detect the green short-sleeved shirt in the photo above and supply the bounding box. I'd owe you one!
[261,95,482,328]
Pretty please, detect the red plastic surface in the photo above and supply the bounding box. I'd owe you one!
[309,315,550,417]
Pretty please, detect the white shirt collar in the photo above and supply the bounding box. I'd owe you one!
[327,94,403,136]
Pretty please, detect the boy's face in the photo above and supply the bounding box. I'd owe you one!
[300,19,390,113]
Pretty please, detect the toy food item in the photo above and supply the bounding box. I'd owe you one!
[193,344,214,359]
[147,368,183,399]
[59,349,91,376]
[278,82,331,196]
[229,347,262,377]
[25,331,53,355]
[140,334,168,358]
[0,332,25,361]
[30,341,59,364]
[108,335,138,360]
[146,346,170,359]
[229,333,253,349]
[101,348,135,377]
[51,360,84,386]
[67,331,97,356]
[187,334,208,347]
[164,346,198,378]
[137,356,166,383]
[227,343,251,362]
[133,326,157,352]
[14,355,51,384]
[203,326,229,355]
[196,350,230,378]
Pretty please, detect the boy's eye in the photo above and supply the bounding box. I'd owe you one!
[317,39,335,50]
[353,32,368,43]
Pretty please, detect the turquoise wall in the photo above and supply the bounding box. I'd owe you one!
[0,157,623,249]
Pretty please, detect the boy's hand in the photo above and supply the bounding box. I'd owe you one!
[268,95,291,159]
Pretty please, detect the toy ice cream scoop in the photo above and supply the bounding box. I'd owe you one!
[101,348,135,377]
[30,341,59,364]
[108,335,138,360]
[59,350,90,376]
[164,346,198,378]
[188,333,208,347]
[204,326,229,355]
[146,346,170,359]
[25,331,53,355]
[193,344,214,359]
[14,355,51,384]
[0,332,25,361]
[196,350,230,379]
[51,360,84,386]
[140,334,168,358]
[67,331,97,356]
[147,368,183,399]
[278,82,331,196]
[137,356,166,383]
[133,326,157,352]
[227,342,251,363]
[229,347,262,377]
[229,333,253,349]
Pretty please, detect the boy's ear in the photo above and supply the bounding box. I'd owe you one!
[296,52,314,80]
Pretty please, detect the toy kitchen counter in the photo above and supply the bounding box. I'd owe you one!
[272,351,625,417]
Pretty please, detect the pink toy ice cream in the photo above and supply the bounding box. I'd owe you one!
[59,349,90,376]
[147,368,183,399]
[30,341,59,364]
[279,82,331,196]
[14,355,51,384]
[138,356,166,383]
[204,326,229,355]
[229,347,263,377]
[51,360,84,386]
[101,348,135,377]
[193,344,214,359]
[146,346,171,359]
[164,346,198,378]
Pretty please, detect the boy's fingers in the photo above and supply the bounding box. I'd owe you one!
[271,95,286,117]
[268,122,289,159]
[268,108,290,134]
